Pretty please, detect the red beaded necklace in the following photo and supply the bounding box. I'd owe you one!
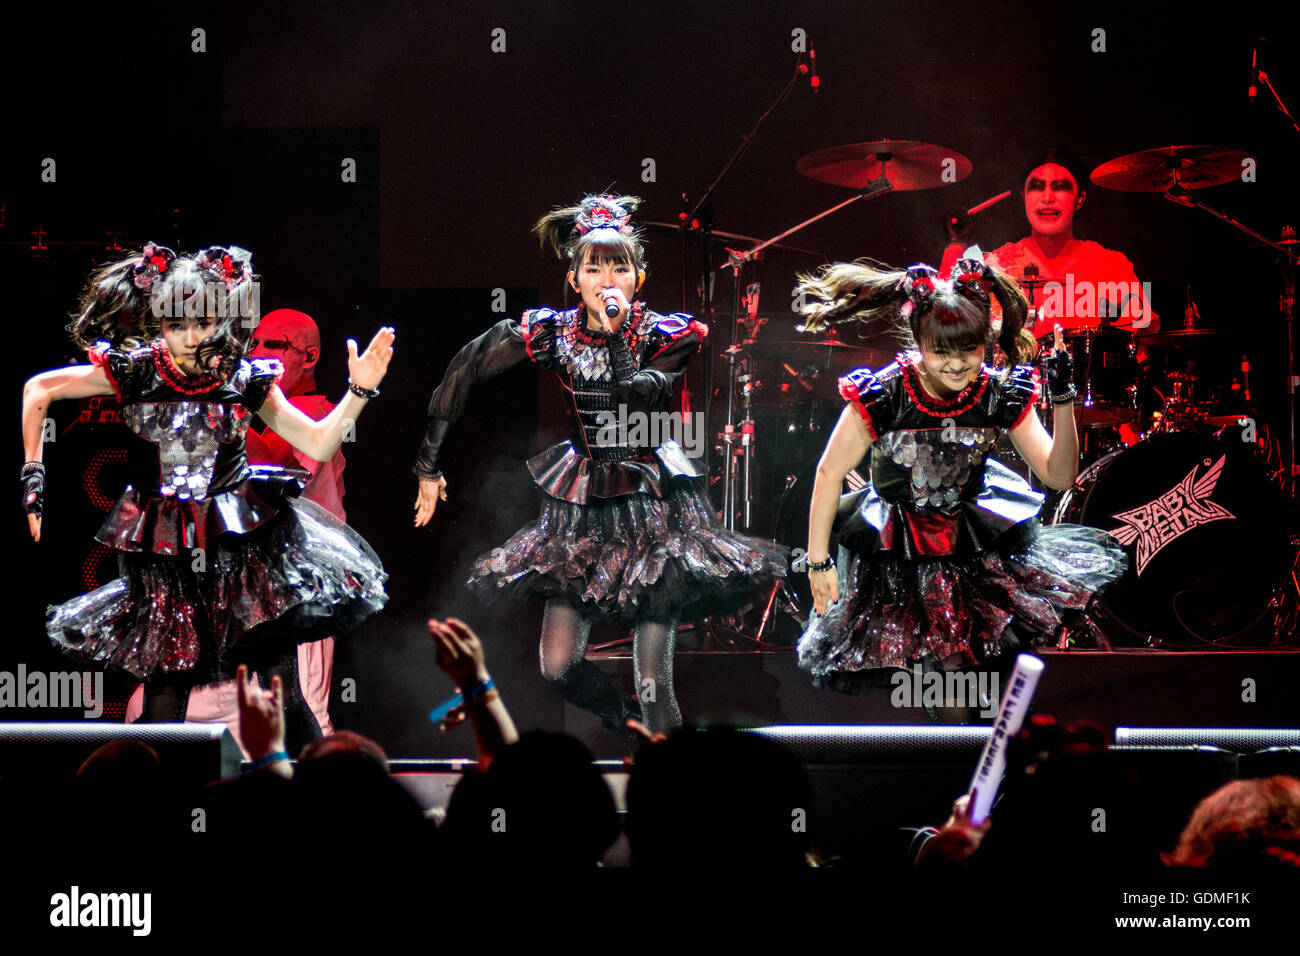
[899,351,989,417]
[150,341,225,394]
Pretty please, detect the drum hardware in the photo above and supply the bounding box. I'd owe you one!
[713,171,896,531]
[1036,327,1140,427]
[707,137,972,531]
[1093,146,1298,497]
[643,222,820,258]
[1020,263,1043,309]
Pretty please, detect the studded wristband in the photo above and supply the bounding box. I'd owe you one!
[347,379,379,399]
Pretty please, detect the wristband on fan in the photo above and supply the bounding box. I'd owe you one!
[807,555,835,573]
[347,379,379,399]
[428,678,495,725]
[249,750,289,770]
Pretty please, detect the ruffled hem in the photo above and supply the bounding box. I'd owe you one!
[467,477,787,622]
[836,457,1046,559]
[95,466,306,556]
[47,497,387,681]
[526,440,705,503]
[797,522,1127,688]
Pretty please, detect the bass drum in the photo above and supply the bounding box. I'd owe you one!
[1054,432,1286,645]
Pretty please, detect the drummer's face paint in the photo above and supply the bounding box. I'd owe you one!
[569,251,641,329]
[1024,163,1082,237]
[918,341,985,397]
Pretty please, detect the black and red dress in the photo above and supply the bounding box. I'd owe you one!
[798,352,1126,691]
[414,303,787,622]
[46,341,388,682]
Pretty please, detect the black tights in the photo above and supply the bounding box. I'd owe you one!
[141,651,322,756]
[539,598,681,735]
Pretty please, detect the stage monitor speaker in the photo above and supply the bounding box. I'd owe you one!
[0,722,242,787]
[1114,727,1300,750]
[744,724,989,764]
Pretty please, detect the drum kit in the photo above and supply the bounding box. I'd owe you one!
[670,134,1297,648]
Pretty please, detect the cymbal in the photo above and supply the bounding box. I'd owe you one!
[641,221,820,256]
[1091,145,1253,193]
[796,140,972,191]
[1139,328,1239,347]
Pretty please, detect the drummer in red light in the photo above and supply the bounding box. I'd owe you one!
[982,149,1158,337]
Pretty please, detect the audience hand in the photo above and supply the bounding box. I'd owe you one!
[235,664,286,762]
[917,790,992,867]
[429,617,490,690]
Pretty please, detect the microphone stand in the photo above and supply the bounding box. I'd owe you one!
[676,54,810,476]
[672,56,814,651]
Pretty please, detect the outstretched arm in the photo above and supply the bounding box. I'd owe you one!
[255,327,394,463]
[22,364,116,461]
[413,318,535,526]
[21,364,115,541]
[808,404,872,615]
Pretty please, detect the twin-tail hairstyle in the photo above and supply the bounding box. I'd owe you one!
[793,255,1036,365]
[69,243,259,380]
[532,194,647,277]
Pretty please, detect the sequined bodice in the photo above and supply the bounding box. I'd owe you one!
[554,314,654,462]
[123,402,252,500]
[873,427,1000,510]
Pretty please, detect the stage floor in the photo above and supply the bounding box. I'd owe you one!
[562,646,1300,757]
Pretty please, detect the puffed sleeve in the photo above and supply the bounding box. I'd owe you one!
[608,313,705,413]
[242,358,285,411]
[413,318,531,479]
[519,308,559,369]
[998,363,1042,430]
[86,342,143,403]
[837,366,892,443]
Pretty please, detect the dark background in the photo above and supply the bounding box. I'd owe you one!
[3,1,1295,755]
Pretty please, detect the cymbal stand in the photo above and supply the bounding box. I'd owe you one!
[676,55,814,481]
[1164,184,1299,500]
[718,178,895,530]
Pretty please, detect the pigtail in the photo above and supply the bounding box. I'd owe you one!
[67,243,177,350]
[532,201,586,259]
[793,257,915,334]
[988,267,1031,364]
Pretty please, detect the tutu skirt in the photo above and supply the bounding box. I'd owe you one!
[798,520,1128,694]
[46,496,387,682]
[468,476,788,623]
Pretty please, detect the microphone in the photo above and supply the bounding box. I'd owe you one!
[810,44,819,93]
[1249,41,1259,101]
[602,291,620,318]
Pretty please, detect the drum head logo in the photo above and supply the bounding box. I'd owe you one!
[1107,455,1234,576]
